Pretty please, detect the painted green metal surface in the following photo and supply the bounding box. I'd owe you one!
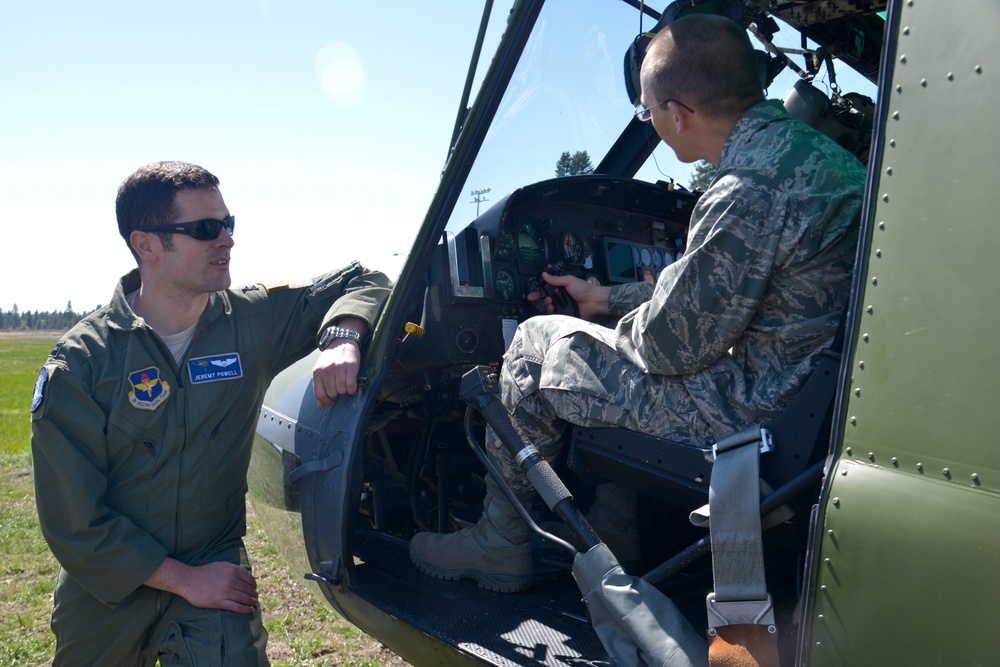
[805,0,1000,662]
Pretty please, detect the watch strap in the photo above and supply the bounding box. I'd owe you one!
[318,326,362,350]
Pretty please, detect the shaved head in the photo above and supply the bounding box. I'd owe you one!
[642,14,764,121]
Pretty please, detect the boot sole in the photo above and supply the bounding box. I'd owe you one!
[409,547,533,593]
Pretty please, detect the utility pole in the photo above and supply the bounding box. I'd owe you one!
[470,187,491,216]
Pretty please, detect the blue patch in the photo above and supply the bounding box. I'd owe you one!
[128,366,170,411]
[31,367,48,412]
[188,353,243,384]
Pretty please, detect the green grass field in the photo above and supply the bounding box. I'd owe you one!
[0,335,403,667]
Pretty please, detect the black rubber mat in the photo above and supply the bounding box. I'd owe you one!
[350,531,610,666]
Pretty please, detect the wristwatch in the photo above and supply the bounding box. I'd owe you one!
[318,326,362,350]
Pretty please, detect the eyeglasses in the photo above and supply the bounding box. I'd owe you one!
[141,215,235,240]
[634,98,695,121]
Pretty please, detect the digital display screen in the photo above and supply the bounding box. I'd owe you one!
[605,240,636,282]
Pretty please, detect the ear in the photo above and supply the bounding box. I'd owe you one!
[129,230,159,264]
[668,101,690,134]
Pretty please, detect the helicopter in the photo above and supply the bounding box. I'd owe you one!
[249,0,1000,664]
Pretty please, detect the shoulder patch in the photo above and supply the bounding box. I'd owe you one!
[31,367,48,412]
[128,367,171,411]
[241,284,261,293]
[188,353,243,384]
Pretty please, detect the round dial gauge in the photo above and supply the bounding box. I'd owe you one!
[640,247,652,266]
[518,222,547,275]
[631,245,641,265]
[495,269,517,302]
[496,227,515,260]
[653,249,663,268]
[562,232,584,265]
[524,277,547,314]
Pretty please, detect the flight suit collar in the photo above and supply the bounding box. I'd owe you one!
[106,269,232,333]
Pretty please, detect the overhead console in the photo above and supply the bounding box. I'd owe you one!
[395,176,699,376]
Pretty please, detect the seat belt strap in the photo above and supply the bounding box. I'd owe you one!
[701,427,779,666]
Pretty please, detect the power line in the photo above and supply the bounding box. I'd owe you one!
[469,187,491,216]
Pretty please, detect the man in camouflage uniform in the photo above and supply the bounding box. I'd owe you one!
[410,14,865,592]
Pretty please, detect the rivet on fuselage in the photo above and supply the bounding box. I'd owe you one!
[892,457,899,467]
[854,387,862,397]
[921,78,928,87]
[868,452,875,462]
[942,468,951,479]
[975,65,983,74]
[832,498,840,507]
[899,55,906,64]
[846,446,853,455]
[862,333,870,342]
[903,26,910,36]
[858,360,865,370]
[916,462,924,472]
[972,473,980,485]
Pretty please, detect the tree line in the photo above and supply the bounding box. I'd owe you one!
[1,303,100,332]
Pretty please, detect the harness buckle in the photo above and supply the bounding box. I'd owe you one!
[706,592,777,635]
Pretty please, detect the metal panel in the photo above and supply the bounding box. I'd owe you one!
[805,0,1000,662]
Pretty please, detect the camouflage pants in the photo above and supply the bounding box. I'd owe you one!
[486,315,714,494]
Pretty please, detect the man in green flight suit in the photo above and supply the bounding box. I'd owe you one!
[30,161,392,665]
[410,14,865,592]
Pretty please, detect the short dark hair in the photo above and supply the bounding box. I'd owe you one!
[645,14,764,120]
[116,161,220,255]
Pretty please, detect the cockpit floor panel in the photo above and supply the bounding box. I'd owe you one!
[350,531,610,667]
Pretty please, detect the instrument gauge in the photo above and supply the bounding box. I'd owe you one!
[653,249,663,268]
[524,277,547,314]
[495,269,517,302]
[631,245,641,265]
[562,232,585,265]
[496,227,515,261]
[517,222,547,275]
[640,247,652,266]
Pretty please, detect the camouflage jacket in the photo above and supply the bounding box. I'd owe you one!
[611,100,865,441]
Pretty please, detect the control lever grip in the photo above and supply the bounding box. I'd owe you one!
[541,262,580,317]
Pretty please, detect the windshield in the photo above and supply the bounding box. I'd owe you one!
[444,0,877,234]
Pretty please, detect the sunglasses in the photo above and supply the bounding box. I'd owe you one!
[141,215,235,240]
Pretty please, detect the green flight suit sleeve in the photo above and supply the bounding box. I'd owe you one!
[614,182,784,376]
[262,260,393,374]
[31,363,171,607]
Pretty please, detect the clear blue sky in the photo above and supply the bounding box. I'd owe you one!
[0,1,874,314]
[1,1,494,312]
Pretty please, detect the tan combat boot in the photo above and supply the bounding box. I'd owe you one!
[409,477,533,593]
